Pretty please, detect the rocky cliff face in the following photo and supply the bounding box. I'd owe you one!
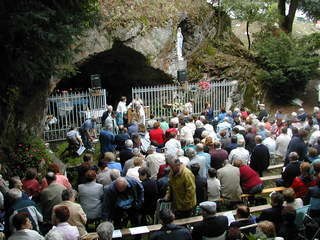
[65,1,261,108]
[73,1,217,77]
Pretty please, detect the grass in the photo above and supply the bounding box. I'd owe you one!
[51,140,101,167]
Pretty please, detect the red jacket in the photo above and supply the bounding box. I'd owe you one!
[149,128,165,145]
[239,165,263,192]
[290,176,317,198]
[22,179,41,198]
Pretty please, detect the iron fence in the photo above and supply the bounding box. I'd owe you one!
[132,80,238,119]
[44,89,107,142]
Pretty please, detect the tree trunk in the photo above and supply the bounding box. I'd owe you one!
[246,21,251,50]
[278,0,299,33]
[0,80,50,153]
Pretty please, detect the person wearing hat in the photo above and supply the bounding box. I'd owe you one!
[191,201,228,240]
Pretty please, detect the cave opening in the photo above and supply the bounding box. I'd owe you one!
[56,41,173,105]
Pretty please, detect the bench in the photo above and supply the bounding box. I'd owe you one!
[267,164,283,170]
[80,204,271,239]
[260,174,281,182]
[241,186,287,200]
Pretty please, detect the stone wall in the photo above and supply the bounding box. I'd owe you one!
[71,1,217,79]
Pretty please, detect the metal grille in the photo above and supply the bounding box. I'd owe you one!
[44,89,107,142]
[132,80,238,119]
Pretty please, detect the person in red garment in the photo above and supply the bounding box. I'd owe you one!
[149,122,165,148]
[290,162,316,201]
[233,159,264,194]
[22,168,41,200]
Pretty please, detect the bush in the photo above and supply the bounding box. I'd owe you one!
[253,31,319,103]
[5,137,51,178]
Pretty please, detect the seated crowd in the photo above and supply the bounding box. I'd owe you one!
[1,103,320,240]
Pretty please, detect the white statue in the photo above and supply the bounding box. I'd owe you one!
[176,27,184,61]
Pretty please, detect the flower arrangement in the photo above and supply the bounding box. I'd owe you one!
[172,101,184,112]
[198,81,211,91]
[7,137,51,178]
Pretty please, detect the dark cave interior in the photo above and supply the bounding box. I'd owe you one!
[56,41,173,105]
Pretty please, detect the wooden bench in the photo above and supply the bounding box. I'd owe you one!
[267,164,283,170]
[260,174,281,182]
[241,186,287,200]
[81,204,271,239]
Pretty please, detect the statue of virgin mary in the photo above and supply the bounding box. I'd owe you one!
[176,27,184,61]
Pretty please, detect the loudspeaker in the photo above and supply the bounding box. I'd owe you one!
[177,70,187,82]
[90,74,101,89]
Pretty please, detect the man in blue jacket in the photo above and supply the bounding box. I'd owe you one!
[99,125,115,155]
[101,177,144,228]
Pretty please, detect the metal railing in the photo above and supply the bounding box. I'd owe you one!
[132,80,238,119]
[44,89,107,142]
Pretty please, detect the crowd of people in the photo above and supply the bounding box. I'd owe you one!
[1,97,320,240]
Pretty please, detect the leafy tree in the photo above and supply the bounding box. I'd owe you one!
[278,0,320,33]
[300,0,320,21]
[278,0,299,33]
[253,31,320,103]
[0,0,99,171]
[222,0,275,49]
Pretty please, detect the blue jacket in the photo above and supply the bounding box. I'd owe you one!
[101,177,144,221]
[99,129,115,154]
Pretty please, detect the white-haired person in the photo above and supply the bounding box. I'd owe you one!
[96,221,114,240]
[164,131,181,156]
[186,148,207,178]
[7,188,43,234]
[177,148,189,166]
[309,125,320,147]
[145,145,165,180]
[228,138,250,165]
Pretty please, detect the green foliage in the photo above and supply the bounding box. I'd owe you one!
[247,233,267,240]
[300,0,320,21]
[253,31,320,103]
[0,0,100,83]
[52,141,101,167]
[222,0,276,49]
[223,0,274,23]
[5,137,51,178]
[205,45,217,56]
[0,0,100,175]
